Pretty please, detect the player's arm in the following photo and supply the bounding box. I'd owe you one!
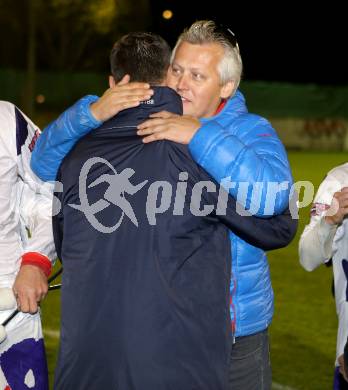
[11,106,56,313]
[299,175,348,271]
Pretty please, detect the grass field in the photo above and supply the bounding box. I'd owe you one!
[40,151,348,390]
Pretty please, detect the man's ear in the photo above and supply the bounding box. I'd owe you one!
[220,80,235,99]
[165,65,171,79]
[109,75,116,88]
[159,66,170,86]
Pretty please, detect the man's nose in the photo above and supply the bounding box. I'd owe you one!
[177,74,189,90]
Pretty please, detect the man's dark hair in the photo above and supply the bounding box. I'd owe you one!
[110,32,171,85]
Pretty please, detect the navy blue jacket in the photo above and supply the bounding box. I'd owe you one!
[53,87,296,390]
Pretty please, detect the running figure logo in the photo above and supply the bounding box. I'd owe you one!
[69,157,148,233]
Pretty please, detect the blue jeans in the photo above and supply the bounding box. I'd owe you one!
[229,328,271,390]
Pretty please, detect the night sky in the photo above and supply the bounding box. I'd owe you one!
[148,0,347,85]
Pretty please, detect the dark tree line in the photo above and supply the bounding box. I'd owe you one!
[0,0,151,115]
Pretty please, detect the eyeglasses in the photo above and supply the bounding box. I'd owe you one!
[214,24,239,49]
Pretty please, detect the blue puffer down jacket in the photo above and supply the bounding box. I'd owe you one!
[189,91,293,337]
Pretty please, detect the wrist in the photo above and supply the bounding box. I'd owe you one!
[78,95,102,127]
[90,101,102,122]
[21,252,52,277]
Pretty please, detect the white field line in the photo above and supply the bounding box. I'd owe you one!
[272,382,298,390]
[43,328,60,339]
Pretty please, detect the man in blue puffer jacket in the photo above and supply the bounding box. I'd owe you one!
[137,21,293,390]
[31,21,294,390]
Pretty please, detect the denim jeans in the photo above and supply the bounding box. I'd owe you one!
[229,328,271,390]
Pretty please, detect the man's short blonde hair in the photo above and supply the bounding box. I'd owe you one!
[171,20,243,94]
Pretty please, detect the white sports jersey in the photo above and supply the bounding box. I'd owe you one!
[299,162,348,366]
[0,101,55,288]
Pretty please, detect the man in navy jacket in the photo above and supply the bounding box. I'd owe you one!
[42,32,296,389]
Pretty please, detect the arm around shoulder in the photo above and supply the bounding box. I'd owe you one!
[189,116,293,216]
[31,95,101,181]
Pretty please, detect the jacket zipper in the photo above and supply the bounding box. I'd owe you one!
[230,275,237,344]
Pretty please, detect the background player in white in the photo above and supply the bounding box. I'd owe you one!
[0,101,56,389]
[299,163,348,389]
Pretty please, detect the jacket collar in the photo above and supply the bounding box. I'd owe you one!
[201,90,248,123]
[99,86,182,131]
